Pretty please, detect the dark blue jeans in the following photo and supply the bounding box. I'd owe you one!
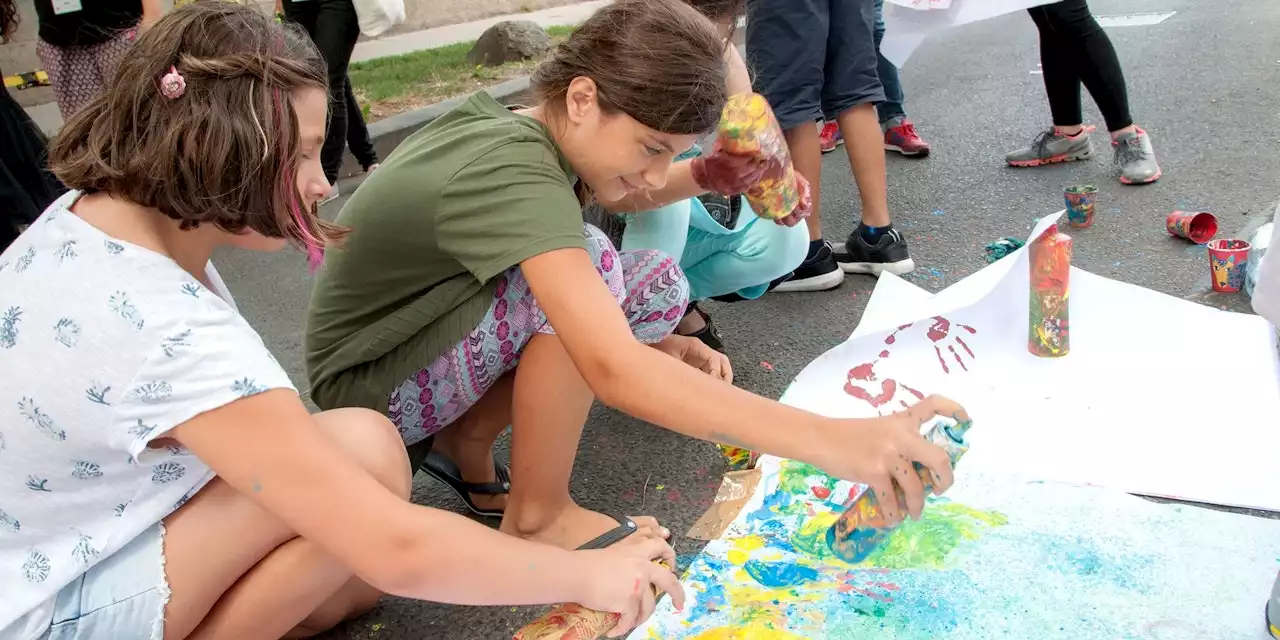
[873,0,906,125]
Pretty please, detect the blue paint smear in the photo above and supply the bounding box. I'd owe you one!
[743,560,820,588]
[746,488,792,524]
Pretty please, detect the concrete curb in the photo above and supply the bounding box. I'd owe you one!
[340,75,532,177]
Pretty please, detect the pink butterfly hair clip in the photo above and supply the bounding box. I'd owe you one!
[159,66,186,99]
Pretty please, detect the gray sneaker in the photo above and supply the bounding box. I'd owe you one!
[1005,128,1094,167]
[1112,127,1162,185]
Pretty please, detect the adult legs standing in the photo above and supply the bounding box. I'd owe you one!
[1006,0,1160,184]
[871,0,930,157]
[343,78,380,172]
[285,0,361,186]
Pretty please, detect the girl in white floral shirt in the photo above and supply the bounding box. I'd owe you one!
[0,4,684,639]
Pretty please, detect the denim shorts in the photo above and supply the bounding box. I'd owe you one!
[2,523,169,640]
[745,0,885,129]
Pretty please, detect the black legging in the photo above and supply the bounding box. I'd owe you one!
[284,0,378,181]
[1028,0,1133,133]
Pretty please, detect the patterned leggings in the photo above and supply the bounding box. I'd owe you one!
[387,225,689,445]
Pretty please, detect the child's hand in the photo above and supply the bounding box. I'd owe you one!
[690,140,768,196]
[815,395,968,523]
[654,334,733,383]
[574,538,686,638]
[773,172,813,227]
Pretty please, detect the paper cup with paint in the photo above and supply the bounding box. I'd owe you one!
[1207,238,1251,293]
[1166,210,1218,244]
[1063,185,1097,229]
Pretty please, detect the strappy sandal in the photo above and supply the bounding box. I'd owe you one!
[421,452,511,518]
[575,515,641,550]
[681,302,725,352]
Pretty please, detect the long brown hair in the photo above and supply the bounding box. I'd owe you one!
[1,0,18,44]
[49,2,344,262]
[531,0,727,137]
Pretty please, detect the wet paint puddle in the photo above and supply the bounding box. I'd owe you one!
[1096,12,1177,28]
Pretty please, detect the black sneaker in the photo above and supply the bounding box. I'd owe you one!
[833,227,916,276]
[772,240,846,292]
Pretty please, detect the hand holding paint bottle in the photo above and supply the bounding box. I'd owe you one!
[827,414,972,564]
[813,395,967,526]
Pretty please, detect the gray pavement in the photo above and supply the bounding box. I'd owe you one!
[205,0,1280,637]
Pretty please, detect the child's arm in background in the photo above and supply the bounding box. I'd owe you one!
[170,390,684,612]
[141,0,163,30]
[724,43,752,97]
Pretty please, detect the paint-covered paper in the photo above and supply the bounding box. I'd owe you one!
[631,461,1280,639]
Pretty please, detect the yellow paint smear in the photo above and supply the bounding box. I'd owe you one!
[686,622,812,640]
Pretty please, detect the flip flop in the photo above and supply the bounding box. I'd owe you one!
[575,515,640,550]
[680,303,725,353]
[421,452,511,518]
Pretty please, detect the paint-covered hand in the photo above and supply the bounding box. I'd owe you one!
[690,140,768,196]
[771,171,812,228]
[574,540,686,638]
[653,334,733,383]
[818,395,969,523]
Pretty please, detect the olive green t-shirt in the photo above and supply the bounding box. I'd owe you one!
[305,92,586,412]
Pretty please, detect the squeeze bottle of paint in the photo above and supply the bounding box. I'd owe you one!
[716,93,801,220]
[826,418,972,564]
[1267,569,1280,639]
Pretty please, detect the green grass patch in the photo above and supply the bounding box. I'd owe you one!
[349,25,575,121]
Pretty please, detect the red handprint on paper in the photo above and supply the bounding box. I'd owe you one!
[844,350,926,413]
[882,316,977,375]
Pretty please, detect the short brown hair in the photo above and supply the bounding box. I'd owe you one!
[49,2,344,261]
[531,0,727,137]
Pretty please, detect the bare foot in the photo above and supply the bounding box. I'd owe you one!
[676,307,706,335]
[501,503,668,550]
[431,432,508,514]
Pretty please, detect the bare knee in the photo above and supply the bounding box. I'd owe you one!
[312,408,413,501]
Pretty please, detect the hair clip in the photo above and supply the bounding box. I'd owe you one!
[159,66,186,99]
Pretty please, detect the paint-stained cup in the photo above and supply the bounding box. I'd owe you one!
[1166,210,1219,244]
[1063,185,1098,229]
[1207,238,1251,293]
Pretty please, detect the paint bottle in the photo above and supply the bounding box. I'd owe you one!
[1268,569,1280,639]
[826,418,972,564]
[1028,229,1071,357]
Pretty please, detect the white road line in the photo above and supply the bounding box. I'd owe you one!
[1096,12,1177,28]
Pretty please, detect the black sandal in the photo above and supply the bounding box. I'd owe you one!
[575,515,640,550]
[421,452,511,518]
[681,302,725,352]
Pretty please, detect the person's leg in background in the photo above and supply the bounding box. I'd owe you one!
[288,0,361,197]
[747,0,846,293]
[36,39,96,121]
[1007,0,1160,184]
[344,78,380,173]
[825,0,915,277]
[872,0,930,158]
[680,212,809,302]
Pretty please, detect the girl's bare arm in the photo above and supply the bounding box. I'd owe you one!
[170,390,596,605]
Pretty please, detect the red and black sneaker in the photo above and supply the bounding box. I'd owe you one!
[883,118,931,158]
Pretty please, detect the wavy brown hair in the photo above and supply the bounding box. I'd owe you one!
[49,2,344,262]
[532,0,727,137]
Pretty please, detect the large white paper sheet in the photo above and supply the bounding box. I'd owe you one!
[881,0,1059,66]
[782,212,1280,511]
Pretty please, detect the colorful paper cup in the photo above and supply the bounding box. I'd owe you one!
[1063,185,1098,229]
[1207,238,1251,293]
[1166,210,1219,244]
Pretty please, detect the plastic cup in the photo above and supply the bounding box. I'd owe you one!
[1166,210,1219,244]
[1063,185,1097,229]
[1206,239,1251,293]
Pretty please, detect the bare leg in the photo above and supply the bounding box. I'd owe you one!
[430,372,515,514]
[836,103,891,228]
[499,332,666,549]
[162,409,411,640]
[785,122,825,242]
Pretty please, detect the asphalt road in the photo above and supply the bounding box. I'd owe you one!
[207,0,1280,637]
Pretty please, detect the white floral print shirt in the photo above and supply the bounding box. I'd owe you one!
[0,192,295,632]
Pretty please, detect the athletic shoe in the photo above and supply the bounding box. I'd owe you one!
[1112,127,1162,185]
[833,227,915,276]
[1005,127,1094,167]
[772,240,846,292]
[820,121,844,154]
[319,183,340,206]
[883,118,931,157]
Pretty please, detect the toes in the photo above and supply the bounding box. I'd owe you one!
[629,515,671,539]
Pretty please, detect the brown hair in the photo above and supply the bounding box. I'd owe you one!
[1,0,18,44]
[685,0,745,40]
[531,0,727,137]
[48,2,343,263]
